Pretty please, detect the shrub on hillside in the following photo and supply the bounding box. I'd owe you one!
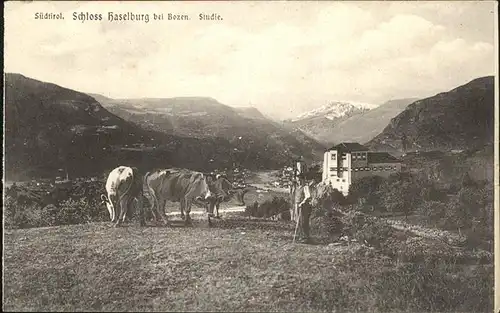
[339,211,394,248]
[347,176,385,205]
[375,173,425,219]
[312,183,347,214]
[311,212,344,239]
[4,198,46,229]
[311,184,394,243]
[308,183,347,238]
[4,191,110,229]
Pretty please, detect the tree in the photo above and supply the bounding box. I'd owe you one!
[379,177,421,220]
[348,176,385,206]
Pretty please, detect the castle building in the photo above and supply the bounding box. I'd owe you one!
[322,142,402,195]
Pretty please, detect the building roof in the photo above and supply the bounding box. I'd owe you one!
[368,152,401,164]
[328,142,369,152]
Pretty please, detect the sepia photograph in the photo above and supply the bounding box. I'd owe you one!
[3,1,498,312]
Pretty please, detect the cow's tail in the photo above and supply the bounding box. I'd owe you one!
[101,193,114,221]
[143,172,151,193]
[108,194,118,222]
[143,172,158,218]
[117,170,135,221]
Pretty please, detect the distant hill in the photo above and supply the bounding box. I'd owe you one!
[4,74,323,180]
[5,73,156,179]
[284,101,375,145]
[367,76,495,153]
[234,107,268,120]
[93,94,326,162]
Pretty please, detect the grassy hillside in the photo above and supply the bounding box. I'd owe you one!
[402,146,494,184]
[3,217,492,312]
[367,76,494,153]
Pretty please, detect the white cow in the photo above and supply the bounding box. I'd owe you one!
[101,166,144,227]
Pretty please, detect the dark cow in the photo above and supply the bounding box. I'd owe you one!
[101,166,144,227]
[143,169,216,225]
[206,174,248,218]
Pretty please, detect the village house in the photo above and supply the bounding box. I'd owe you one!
[322,142,402,195]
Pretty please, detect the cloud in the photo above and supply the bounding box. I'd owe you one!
[4,1,496,119]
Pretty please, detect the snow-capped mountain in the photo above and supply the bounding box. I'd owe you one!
[291,101,376,122]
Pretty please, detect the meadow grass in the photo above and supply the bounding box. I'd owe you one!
[3,213,492,312]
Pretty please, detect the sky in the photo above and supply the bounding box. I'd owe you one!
[4,1,498,120]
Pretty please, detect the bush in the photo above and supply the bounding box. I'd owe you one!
[347,176,385,205]
[4,200,46,229]
[312,183,347,212]
[4,184,110,229]
[311,213,344,239]
[339,211,394,248]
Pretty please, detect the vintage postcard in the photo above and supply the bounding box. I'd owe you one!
[3,1,499,312]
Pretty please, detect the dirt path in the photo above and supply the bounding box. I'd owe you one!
[165,206,246,216]
[384,218,465,245]
[249,183,289,194]
[332,207,470,246]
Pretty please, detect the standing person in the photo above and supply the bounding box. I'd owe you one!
[290,157,306,221]
[293,177,315,244]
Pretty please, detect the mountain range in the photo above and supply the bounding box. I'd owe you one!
[91,93,325,159]
[367,76,495,154]
[284,101,373,144]
[4,73,494,180]
[285,99,422,145]
[4,74,325,180]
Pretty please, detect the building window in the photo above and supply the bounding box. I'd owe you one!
[331,154,336,160]
[385,167,390,170]
[330,174,336,177]
[354,168,358,171]
[336,179,340,182]
[364,167,368,171]
[330,167,337,171]
[342,179,345,182]
[361,154,366,160]
[342,154,346,160]
[379,167,383,171]
[372,167,376,171]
